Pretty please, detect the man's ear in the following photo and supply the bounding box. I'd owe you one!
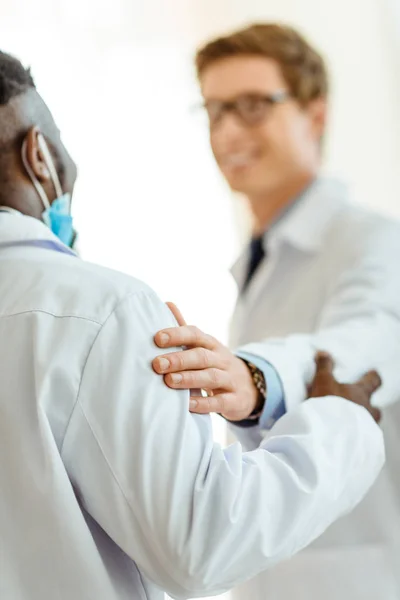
[24,126,51,183]
[307,97,328,141]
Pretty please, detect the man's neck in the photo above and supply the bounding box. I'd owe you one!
[1,186,43,221]
[248,173,316,236]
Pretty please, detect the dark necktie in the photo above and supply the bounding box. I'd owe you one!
[243,235,265,292]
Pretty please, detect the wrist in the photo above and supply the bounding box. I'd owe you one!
[239,358,266,420]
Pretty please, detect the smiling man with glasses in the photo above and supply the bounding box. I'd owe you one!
[198,24,327,227]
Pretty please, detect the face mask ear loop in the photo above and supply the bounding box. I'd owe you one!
[37,134,63,199]
[21,138,51,210]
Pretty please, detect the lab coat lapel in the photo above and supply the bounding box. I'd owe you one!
[229,178,350,348]
[229,236,279,348]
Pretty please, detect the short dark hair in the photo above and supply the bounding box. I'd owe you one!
[0,51,36,106]
[196,23,328,106]
[0,51,67,201]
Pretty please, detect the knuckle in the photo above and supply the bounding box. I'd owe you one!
[185,372,195,386]
[220,354,231,370]
[219,393,231,416]
[175,353,186,370]
[199,347,211,368]
[191,326,202,345]
[209,368,220,385]
[208,334,218,349]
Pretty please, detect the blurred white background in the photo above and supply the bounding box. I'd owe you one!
[1,1,399,599]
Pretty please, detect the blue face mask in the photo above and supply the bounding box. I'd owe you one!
[42,193,74,247]
[21,135,75,248]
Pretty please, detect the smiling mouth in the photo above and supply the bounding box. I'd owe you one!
[221,152,259,170]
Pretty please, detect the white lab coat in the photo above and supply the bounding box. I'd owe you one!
[230,178,400,600]
[0,212,385,600]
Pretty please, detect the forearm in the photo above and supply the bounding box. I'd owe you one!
[239,310,400,410]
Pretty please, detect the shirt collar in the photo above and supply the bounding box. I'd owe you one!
[230,177,350,285]
[0,212,76,256]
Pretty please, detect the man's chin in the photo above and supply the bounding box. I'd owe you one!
[223,166,266,195]
[227,176,261,196]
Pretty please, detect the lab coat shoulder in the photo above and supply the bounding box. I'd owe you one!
[60,279,384,599]
[0,248,163,452]
[2,245,157,327]
[326,202,400,274]
[64,257,160,321]
[322,204,400,317]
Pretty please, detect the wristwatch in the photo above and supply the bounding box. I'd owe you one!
[240,359,267,423]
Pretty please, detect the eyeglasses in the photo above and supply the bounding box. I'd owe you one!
[202,91,290,128]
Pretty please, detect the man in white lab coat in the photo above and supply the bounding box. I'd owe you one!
[0,48,387,600]
[153,24,400,600]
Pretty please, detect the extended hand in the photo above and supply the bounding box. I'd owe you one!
[309,352,382,423]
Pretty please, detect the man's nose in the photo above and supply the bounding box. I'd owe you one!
[212,111,247,142]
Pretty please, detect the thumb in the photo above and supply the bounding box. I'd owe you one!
[370,405,382,424]
[314,351,335,375]
[166,301,187,326]
[356,369,382,395]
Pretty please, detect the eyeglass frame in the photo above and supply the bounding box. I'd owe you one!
[199,90,290,128]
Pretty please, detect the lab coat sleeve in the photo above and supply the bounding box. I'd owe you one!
[239,222,400,414]
[61,289,385,599]
[228,352,285,450]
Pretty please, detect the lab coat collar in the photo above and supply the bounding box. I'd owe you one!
[230,177,349,287]
[0,211,76,255]
[268,177,349,253]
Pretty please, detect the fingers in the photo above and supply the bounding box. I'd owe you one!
[189,393,230,415]
[164,368,233,392]
[308,352,337,398]
[154,325,217,351]
[153,347,218,374]
[314,351,335,374]
[166,302,187,326]
[356,370,382,395]
[189,393,252,421]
